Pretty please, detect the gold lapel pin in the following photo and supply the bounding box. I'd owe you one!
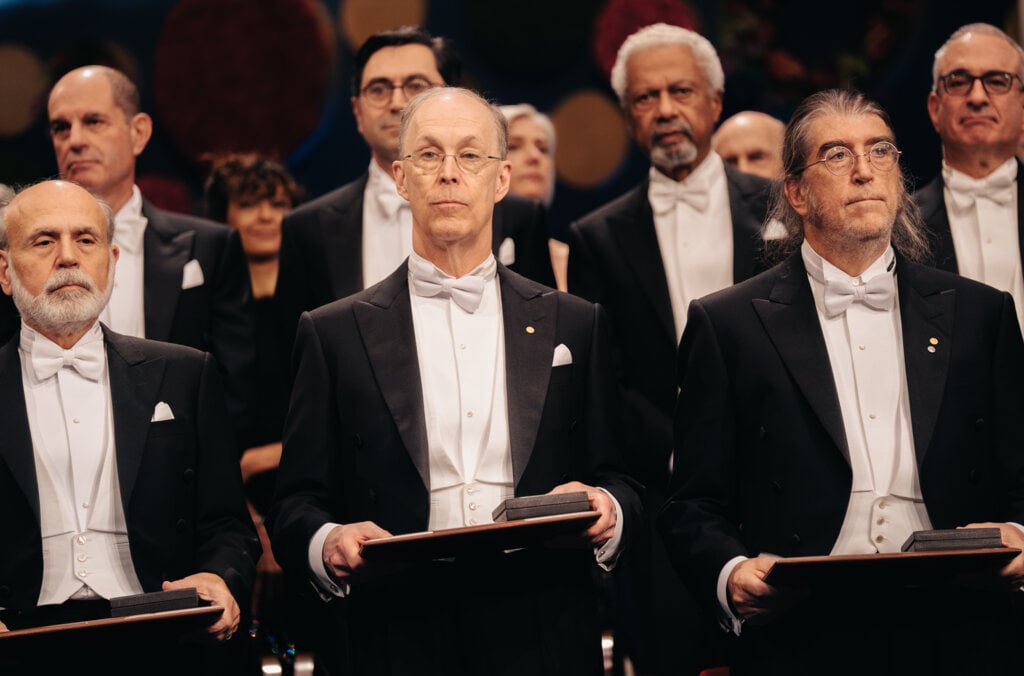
[929,337,938,345]
[526,326,535,334]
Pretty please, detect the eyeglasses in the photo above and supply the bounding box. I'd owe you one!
[360,76,439,106]
[402,150,503,175]
[798,141,901,176]
[938,70,1023,96]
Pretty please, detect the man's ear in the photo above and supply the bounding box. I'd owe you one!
[493,161,511,203]
[783,176,809,218]
[0,251,12,297]
[710,90,723,126]
[394,160,409,199]
[926,91,941,133]
[352,97,365,136]
[130,112,153,157]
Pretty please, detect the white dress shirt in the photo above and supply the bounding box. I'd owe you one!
[801,242,930,554]
[100,185,147,338]
[408,253,515,531]
[649,153,734,342]
[943,159,1024,331]
[716,242,930,633]
[362,161,412,288]
[18,322,144,605]
[308,254,624,597]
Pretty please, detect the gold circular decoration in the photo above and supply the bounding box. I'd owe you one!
[0,44,48,137]
[339,0,427,52]
[551,89,628,188]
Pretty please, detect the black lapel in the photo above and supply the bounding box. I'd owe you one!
[498,267,555,487]
[1017,160,1024,274]
[609,181,676,345]
[103,328,166,508]
[916,175,958,272]
[0,331,40,521]
[725,164,770,281]
[752,255,850,460]
[327,175,368,300]
[896,262,953,465]
[141,202,193,341]
[352,263,430,488]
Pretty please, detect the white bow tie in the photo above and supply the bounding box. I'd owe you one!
[946,168,1015,211]
[649,178,709,215]
[30,338,105,381]
[823,272,896,318]
[409,260,487,313]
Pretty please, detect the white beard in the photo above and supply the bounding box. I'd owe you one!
[9,257,115,338]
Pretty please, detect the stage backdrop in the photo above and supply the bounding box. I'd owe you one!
[0,0,1017,230]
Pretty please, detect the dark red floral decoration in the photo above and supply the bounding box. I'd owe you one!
[591,0,701,81]
[152,0,335,167]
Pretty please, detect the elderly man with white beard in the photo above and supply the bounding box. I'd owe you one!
[0,180,259,675]
[566,22,774,675]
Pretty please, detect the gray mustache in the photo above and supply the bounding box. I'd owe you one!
[45,269,95,294]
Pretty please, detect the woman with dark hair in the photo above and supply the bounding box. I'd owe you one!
[204,152,304,667]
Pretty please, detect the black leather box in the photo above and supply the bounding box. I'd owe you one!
[109,588,203,617]
[901,527,1003,552]
[491,491,591,522]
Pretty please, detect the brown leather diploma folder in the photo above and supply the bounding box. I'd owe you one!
[763,547,1018,590]
[360,511,600,561]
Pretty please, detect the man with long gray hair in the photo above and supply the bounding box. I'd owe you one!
[660,88,1024,673]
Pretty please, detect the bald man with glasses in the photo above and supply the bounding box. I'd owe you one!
[269,86,640,676]
[915,22,1024,333]
[274,26,554,363]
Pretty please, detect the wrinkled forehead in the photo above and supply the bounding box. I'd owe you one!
[804,112,893,153]
[940,32,1022,72]
[407,95,500,148]
[7,184,108,239]
[361,44,441,87]
[49,71,118,115]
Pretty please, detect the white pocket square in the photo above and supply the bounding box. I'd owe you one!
[151,401,175,422]
[552,343,573,367]
[181,259,205,290]
[498,237,516,266]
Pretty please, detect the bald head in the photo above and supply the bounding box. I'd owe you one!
[392,87,512,277]
[47,66,152,212]
[713,111,785,179]
[0,180,119,346]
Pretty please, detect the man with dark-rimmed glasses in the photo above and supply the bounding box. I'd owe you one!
[275,26,555,367]
[915,22,1024,333]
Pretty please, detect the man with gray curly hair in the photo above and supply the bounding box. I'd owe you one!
[568,21,773,675]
